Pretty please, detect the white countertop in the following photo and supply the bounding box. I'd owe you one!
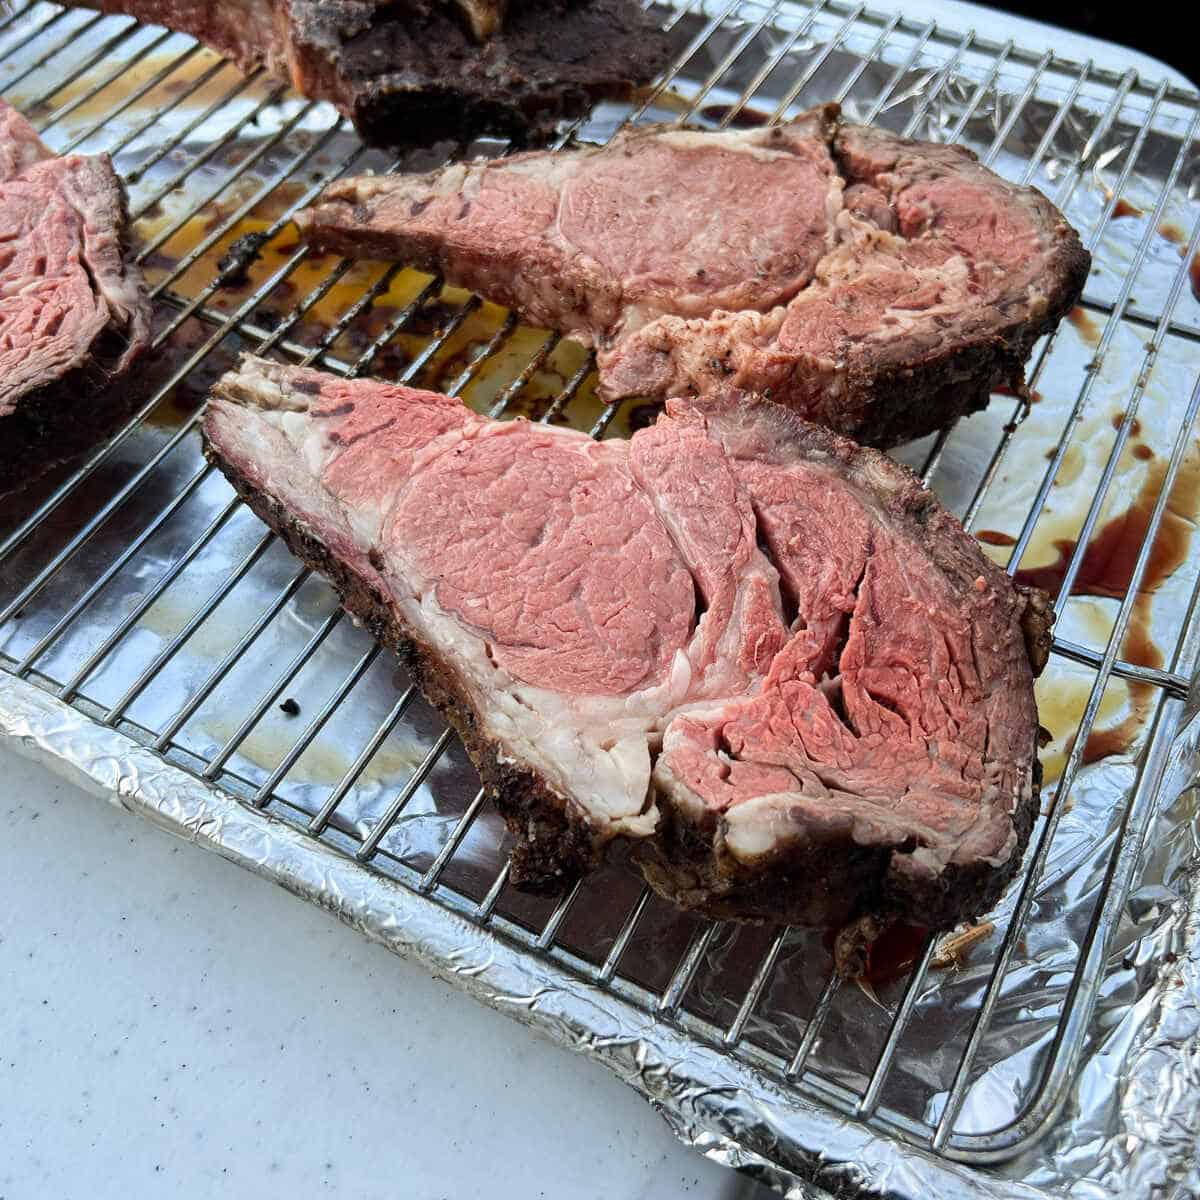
[0,749,770,1200]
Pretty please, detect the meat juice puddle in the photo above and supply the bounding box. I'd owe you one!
[1100,205,1198,302]
[979,289,1200,777]
[822,922,998,988]
[846,923,928,988]
[1112,198,1145,219]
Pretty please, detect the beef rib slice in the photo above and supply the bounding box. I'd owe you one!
[0,101,152,496]
[203,354,1051,951]
[67,0,672,148]
[296,103,1090,447]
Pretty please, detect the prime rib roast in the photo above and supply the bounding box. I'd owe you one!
[204,355,1051,967]
[296,103,1090,447]
[68,0,672,147]
[0,102,151,496]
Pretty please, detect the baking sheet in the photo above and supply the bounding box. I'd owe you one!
[2,2,1200,1196]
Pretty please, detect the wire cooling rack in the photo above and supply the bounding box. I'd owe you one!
[2,1,1199,1192]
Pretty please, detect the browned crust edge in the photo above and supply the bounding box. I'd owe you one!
[297,0,673,149]
[634,756,1041,943]
[843,231,1092,448]
[201,433,603,895]
[827,125,1093,447]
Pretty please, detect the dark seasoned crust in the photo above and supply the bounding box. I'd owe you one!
[634,757,1042,945]
[1018,583,1055,675]
[202,433,601,893]
[634,798,895,928]
[657,275,1089,449]
[316,0,674,148]
[835,308,1078,449]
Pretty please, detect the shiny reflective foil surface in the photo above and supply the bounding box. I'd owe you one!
[2,2,1199,1196]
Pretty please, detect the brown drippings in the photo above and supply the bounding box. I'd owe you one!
[1056,443,1086,490]
[430,345,481,392]
[840,921,988,988]
[1019,456,1200,765]
[1112,197,1143,218]
[407,299,460,336]
[11,49,233,123]
[630,85,691,114]
[1081,615,1163,764]
[698,103,772,128]
[860,923,929,987]
[1068,306,1100,344]
[856,921,994,984]
[1111,413,1142,435]
[977,529,1017,546]
[1036,668,1129,781]
[1154,223,1200,298]
[1083,708,1145,763]
[1014,460,1195,601]
[1133,443,1154,461]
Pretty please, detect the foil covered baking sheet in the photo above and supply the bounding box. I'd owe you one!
[2,2,1200,1196]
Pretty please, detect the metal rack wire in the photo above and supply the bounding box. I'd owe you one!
[2,0,1199,1177]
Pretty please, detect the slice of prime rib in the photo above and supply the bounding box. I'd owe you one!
[296,103,1090,447]
[0,102,151,496]
[68,0,671,147]
[204,355,1051,963]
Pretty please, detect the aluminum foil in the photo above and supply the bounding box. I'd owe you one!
[3,2,1200,1197]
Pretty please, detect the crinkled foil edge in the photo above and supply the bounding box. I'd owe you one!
[1091,701,1200,1200]
[4,672,1198,1199]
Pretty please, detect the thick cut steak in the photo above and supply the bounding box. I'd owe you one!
[0,102,151,496]
[296,104,1090,446]
[204,355,1051,961]
[68,0,671,147]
